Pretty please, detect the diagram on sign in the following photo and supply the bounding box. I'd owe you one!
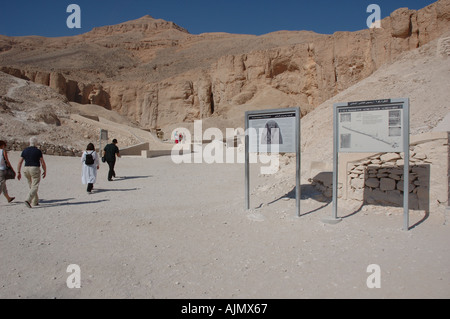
[337,104,404,153]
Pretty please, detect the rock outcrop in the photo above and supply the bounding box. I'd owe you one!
[1,1,449,135]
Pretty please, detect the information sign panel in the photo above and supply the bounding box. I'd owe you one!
[247,111,297,153]
[336,99,406,153]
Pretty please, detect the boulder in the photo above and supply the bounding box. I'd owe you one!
[390,8,414,38]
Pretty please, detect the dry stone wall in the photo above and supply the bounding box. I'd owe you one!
[5,139,83,157]
[312,132,449,212]
[347,152,431,210]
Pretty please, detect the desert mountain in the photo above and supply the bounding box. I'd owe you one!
[301,35,450,170]
[0,0,449,141]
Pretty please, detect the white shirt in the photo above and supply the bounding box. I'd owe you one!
[0,149,6,170]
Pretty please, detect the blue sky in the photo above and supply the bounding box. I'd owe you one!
[0,0,436,37]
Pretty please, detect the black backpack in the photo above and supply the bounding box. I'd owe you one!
[85,151,95,165]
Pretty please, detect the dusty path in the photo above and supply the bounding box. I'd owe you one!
[0,152,449,299]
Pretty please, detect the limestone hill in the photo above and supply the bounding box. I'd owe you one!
[0,0,449,139]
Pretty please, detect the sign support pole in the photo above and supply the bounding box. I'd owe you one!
[329,105,342,223]
[332,144,339,220]
[245,115,250,210]
[403,150,409,230]
[296,108,301,217]
[403,99,410,231]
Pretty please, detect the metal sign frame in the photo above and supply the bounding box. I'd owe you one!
[332,98,410,230]
[245,107,301,217]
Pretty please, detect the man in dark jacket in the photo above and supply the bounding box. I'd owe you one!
[103,139,121,181]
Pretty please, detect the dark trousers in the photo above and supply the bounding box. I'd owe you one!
[107,161,116,180]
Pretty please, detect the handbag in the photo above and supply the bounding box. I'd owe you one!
[3,153,16,180]
[5,165,15,180]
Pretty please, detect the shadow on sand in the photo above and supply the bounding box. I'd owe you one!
[266,184,332,216]
[110,175,152,181]
[37,198,110,207]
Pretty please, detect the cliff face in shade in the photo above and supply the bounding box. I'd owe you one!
[1,1,449,134]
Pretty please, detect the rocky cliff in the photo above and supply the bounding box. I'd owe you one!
[1,0,449,135]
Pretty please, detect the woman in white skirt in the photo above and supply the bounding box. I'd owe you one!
[81,143,100,193]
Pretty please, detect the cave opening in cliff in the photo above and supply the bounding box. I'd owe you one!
[210,92,215,115]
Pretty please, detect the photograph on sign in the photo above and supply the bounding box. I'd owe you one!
[248,112,297,153]
[337,104,404,153]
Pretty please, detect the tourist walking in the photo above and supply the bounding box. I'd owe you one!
[82,143,100,193]
[103,139,120,181]
[0,140,16,203]
[17,137,47,208]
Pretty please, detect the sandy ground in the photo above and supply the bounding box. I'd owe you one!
[0,150,449,299]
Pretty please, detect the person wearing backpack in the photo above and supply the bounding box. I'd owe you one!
[82,143,100,193]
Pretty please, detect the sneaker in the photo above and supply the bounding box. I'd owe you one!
[24,201,32,208]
